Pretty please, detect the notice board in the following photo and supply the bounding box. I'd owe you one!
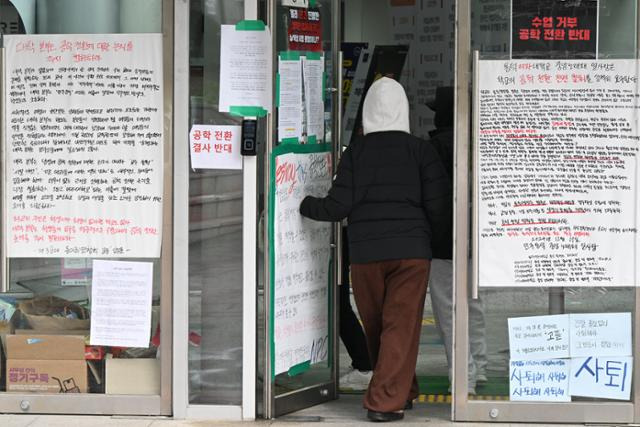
[475,59,639,287]
[269,143,332,377]
[3,34,163,258]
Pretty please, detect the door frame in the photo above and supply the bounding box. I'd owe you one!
[172,0,259,420]
[262,0,342,418]
[452,0,640,422]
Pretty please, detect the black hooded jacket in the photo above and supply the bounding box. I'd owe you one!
[299,78,452,264]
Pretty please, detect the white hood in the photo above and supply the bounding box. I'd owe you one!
[362,77,410,135]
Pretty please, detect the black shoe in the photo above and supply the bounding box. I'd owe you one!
[404,400,413,410]
[367,410,404,422]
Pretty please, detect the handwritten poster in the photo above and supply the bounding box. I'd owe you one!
[508,314,570,360]
[189,125,242,170]
[270,144,332,376]
[218,24,272,114]
[570,313,631,357]
[277,57,303,142]
[90,260,153,348]
[570,356,632,400]
[4,34,163,258]
[477,60,639,287]
[510,359,571,402]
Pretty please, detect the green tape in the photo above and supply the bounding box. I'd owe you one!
[235,20,266,31]
[229,106,268,118]
[288,360,311,377]
[279,51,301,61]
[309,0,317,7]
[281,137,300,145]
[307,135,317,144]
[275,74,281,108]
[305,51,322,60]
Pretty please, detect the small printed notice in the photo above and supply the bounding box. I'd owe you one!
[278,57,303,142]
[508,314,570,360]
[90,260,153,348]
[189,125,242,170]
[509,359,570,402]
[570,313,631,357]
[477,59,639,287]
[302,56,325,141]
[219,23,272,114]
[570,356,632,400]
[4,34,164,258]
[271,144,332,376]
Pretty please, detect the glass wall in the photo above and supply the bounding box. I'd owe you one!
[0,0,164,399]
[469,0,638,404]
[187,0,245,405]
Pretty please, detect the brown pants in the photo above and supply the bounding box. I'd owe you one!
[351,258,430,413]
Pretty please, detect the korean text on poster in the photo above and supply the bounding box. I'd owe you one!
[189,125,242,170]
[571,356,632,400]
[509,359,571,402]
[219,23,272,114]
[4,34,164,258]
[508,314,570,360]
[570,313,631,358]
[477,59,639,287]
[271,145,332,376]
[287,8,322,52]
[90,260,154,348]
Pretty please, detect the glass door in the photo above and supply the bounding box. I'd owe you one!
[454,0,639,423]
[262,0,341,418]
[0,0,171,415]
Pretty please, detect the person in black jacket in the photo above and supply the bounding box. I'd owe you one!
[427,86,487,394]
[300,77,451,422]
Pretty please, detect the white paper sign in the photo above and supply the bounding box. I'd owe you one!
[4,34,164,258]
[477,60,639,287]
[302,56,325,141]
[508,314,570,360]
[510,359,571,402]
[272,148,332,375]
[281,0,309,7]
[189,125,242,170]
[570,356,632,400]
[570,313,632,357]
[219,24,272,114]
[278,58,303,142]
[90,260,153,348]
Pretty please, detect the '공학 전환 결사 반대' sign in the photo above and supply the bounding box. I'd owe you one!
[4,34,164,258]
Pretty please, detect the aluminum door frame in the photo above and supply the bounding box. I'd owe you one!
[263,0,341,418]
[172,0,259,421]
[452,0,639,423]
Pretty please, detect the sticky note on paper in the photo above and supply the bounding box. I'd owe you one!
[508,314,570,360]
[509,359,571,402]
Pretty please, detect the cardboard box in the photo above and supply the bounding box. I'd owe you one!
[6,334,87,393]
[105,358,160,395]
[6,334,85,360]
[6,359,87,393]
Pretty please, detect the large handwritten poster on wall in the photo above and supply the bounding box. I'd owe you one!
[476,60,638,287]
[270,144,332,376]
[4,34,163,258]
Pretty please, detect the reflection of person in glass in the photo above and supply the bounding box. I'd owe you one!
[300,77,451,422]
[427,87,488,394]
